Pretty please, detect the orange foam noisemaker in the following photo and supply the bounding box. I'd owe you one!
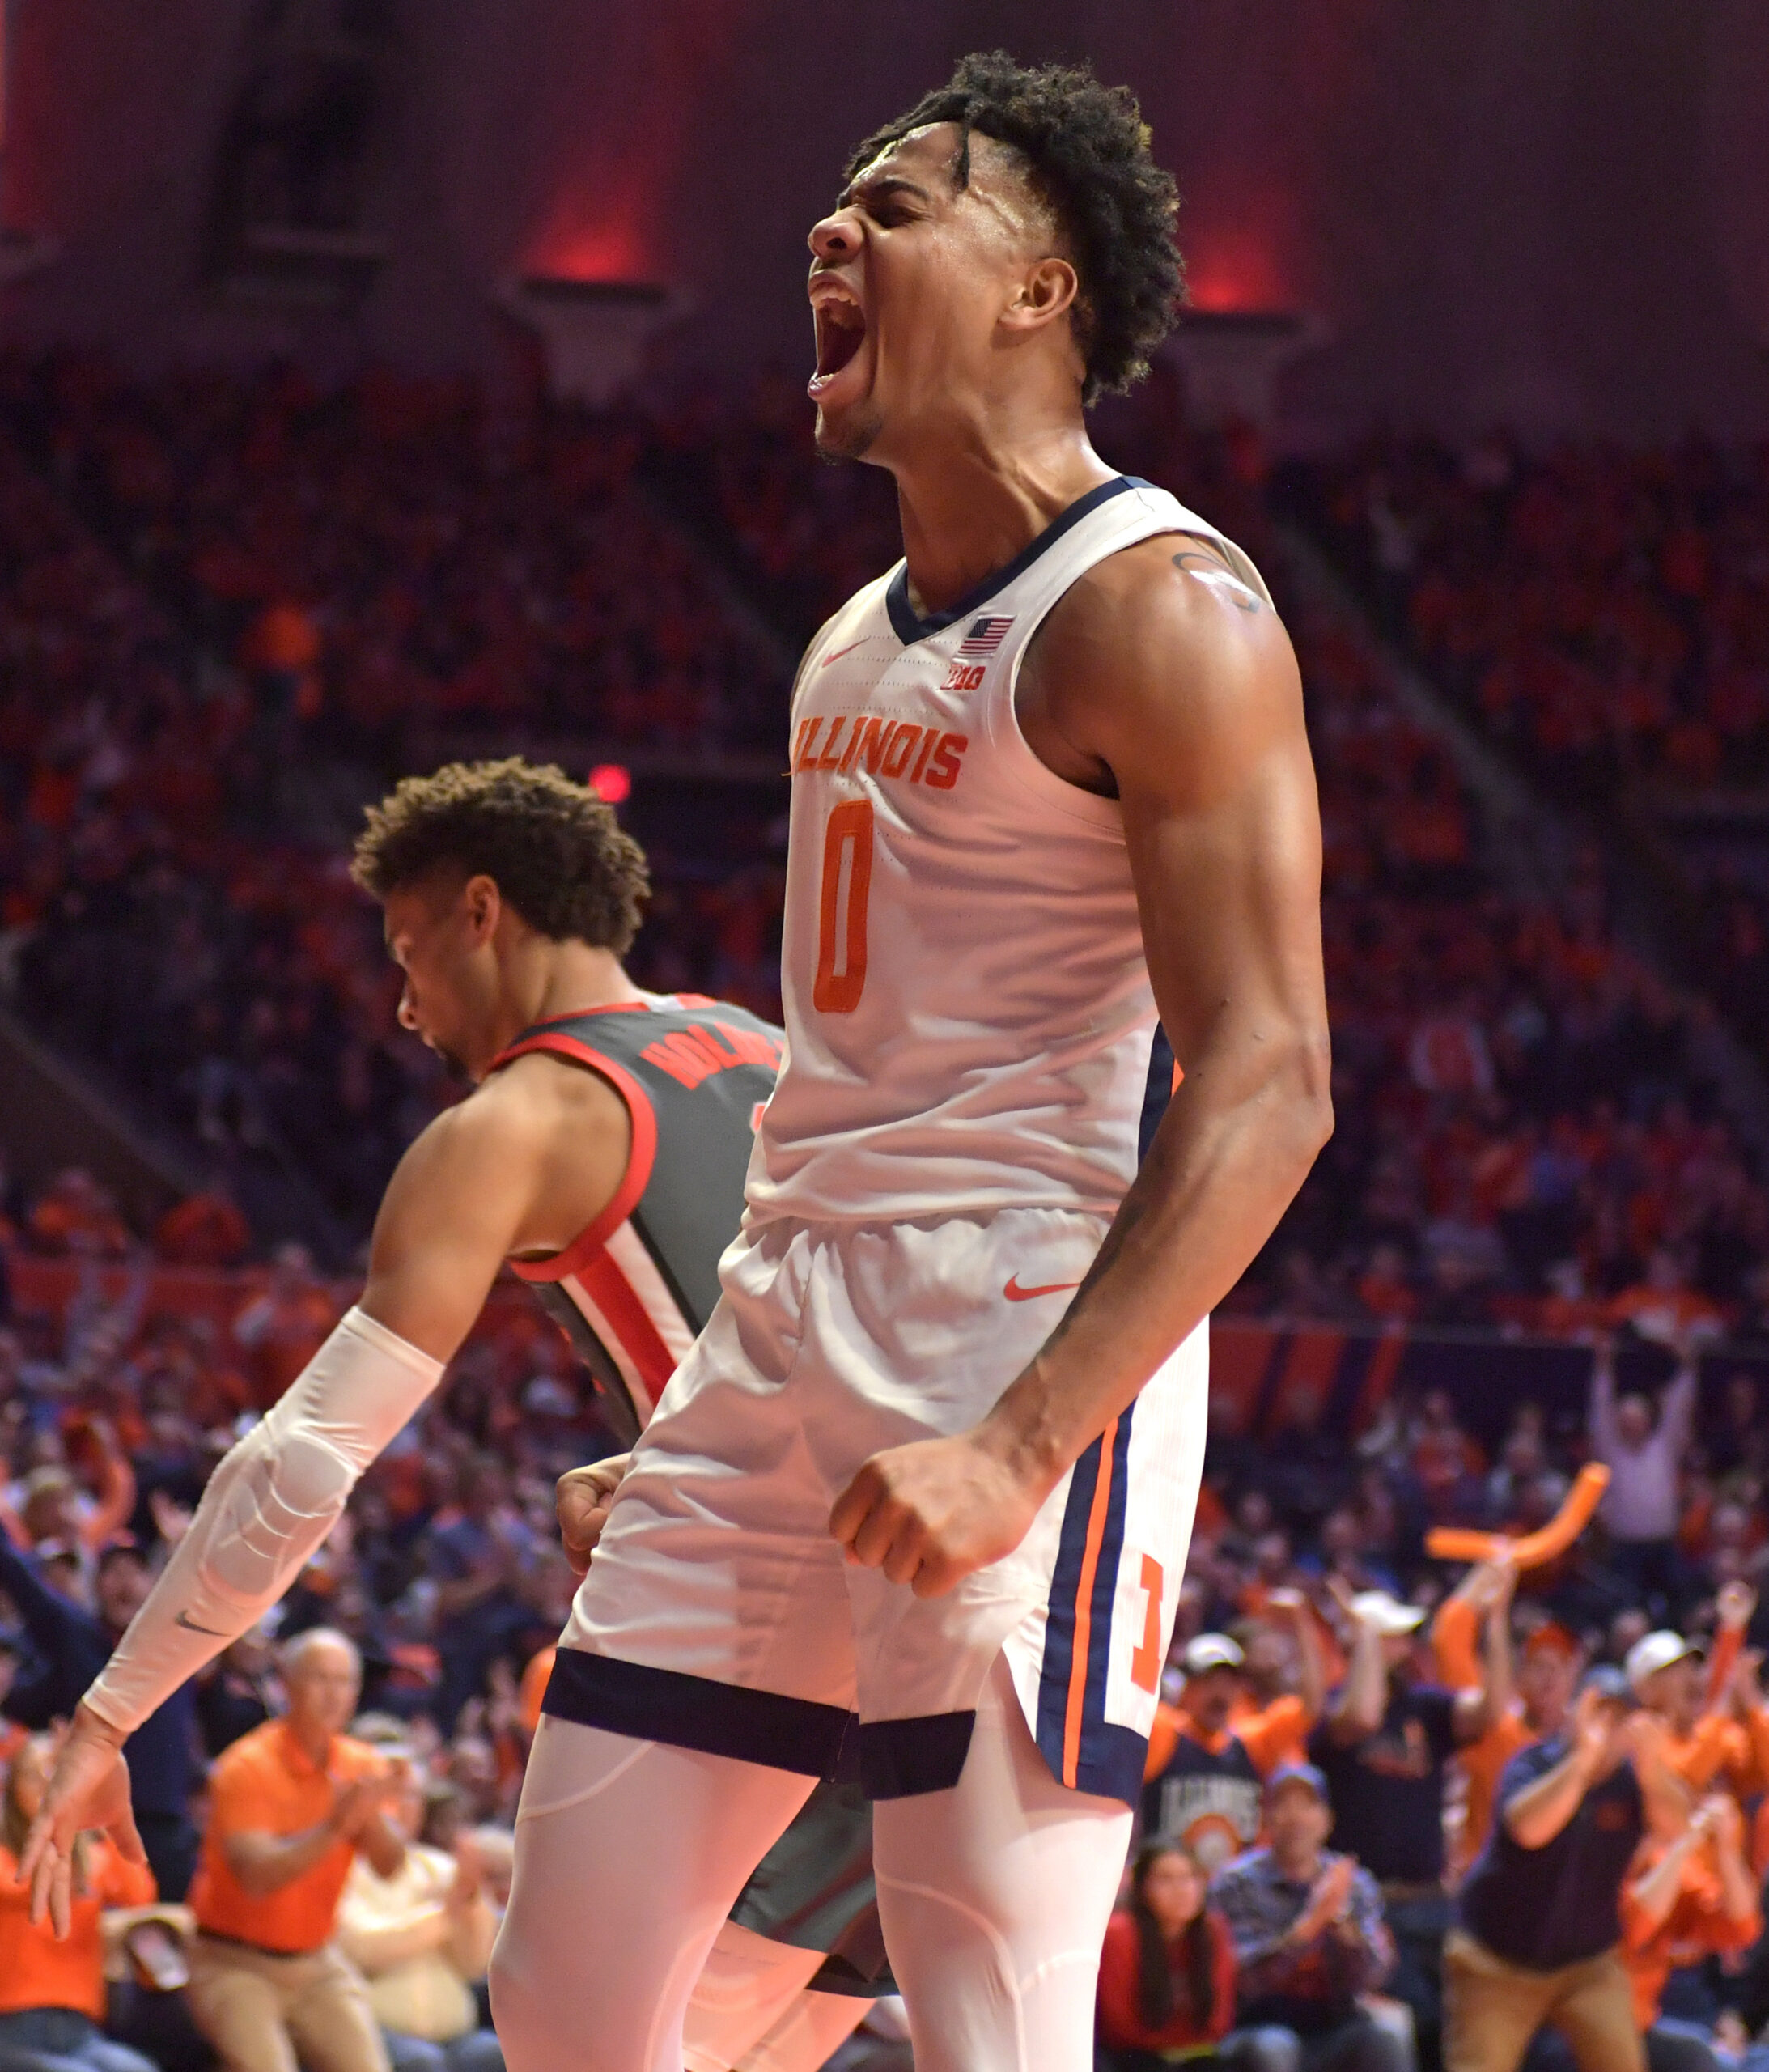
[1424,1461,1610,1569]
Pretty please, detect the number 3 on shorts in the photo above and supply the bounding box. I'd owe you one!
[813,798,873,1013]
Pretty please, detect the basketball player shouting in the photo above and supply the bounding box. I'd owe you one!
[32,51,1329,2072]
[481,53,1323,2072]
[22,760,879,2071]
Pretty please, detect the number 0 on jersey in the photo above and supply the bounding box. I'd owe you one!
[814,799,873,1013]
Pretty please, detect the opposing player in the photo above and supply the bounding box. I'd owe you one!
[480,52,1330,2072]
[22,759,876,2071]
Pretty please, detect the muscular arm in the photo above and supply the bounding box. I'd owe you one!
[26,1059,626,1930]
[358,1056,628,1358]
[833,538,1330,1591]
[83,1059,626,1726]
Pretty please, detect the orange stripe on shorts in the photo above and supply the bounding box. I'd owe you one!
[1062,1415,1119,1788]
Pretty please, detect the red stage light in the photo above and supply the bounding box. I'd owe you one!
[588,762,632,805]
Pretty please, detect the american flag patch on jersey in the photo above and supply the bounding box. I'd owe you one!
[958,615,1015,656]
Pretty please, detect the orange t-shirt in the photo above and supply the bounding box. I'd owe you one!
[1144,1693,1311,1785]
[189,1720,385,1954]
[0,1837,155,2019]
[1661,1713,1758,1797]
[1429,1594,1539,1877]
[1452,1712,1537,1879]
[1621,1841,1761,2027]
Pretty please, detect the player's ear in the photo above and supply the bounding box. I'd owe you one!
[999,254,1080,337]
[461,873,502,945]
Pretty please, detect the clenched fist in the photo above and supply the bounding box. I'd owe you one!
[557,1454,631,1576]
[828,1430,1047,1598]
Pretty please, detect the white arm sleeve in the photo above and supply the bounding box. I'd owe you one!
[83,1306,444,1736]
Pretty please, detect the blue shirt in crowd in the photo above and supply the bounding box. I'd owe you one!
[1457,1735,1644,1971]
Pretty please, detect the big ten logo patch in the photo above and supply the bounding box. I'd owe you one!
[942,661,986,692]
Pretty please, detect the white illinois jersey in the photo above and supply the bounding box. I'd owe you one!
[748,473,1271,1228]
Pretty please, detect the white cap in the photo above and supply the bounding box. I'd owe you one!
[1625,1629,1701,1692]
[1182,1633,1245,1677]
[1351,1590,1427,1637]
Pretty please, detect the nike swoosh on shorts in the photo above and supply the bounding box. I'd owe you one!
[1003,1275,1084,1302]
[176,1610,227,1637]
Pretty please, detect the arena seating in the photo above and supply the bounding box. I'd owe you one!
[2,356,1767,1344]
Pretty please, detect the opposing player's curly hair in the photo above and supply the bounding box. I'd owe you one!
[352,758,649,953]
[845,51,1182,405]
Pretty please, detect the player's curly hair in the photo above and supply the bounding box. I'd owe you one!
[351,758,649,953]
[845,51,1182,405]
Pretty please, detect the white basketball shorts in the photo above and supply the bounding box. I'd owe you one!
[538,1205,1208,1805]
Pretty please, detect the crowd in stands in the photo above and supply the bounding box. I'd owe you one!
[0,352,790,1241]
[1109,1333,1769,2072]
[9,1188,1769,2069]
[10,352,1769,2066]
[2,351,1765,1335]
[1300,434,1769,794]
[1293,433,1769,1085]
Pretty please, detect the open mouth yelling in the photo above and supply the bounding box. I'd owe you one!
[808,278,869,405]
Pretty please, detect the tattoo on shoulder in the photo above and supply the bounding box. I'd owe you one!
[1173,548,1263,613]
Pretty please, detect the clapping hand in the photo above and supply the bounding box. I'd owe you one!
[330,1759,409,1841]
[1289,1857,1356,1944]
[1571,1684,1626,1775]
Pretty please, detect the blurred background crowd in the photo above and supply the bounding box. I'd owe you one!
[3,346,1769,2071]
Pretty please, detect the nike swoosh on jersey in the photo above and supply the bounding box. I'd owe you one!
[819,639,868,669]
[1003,1275,1084,1301]
[175,1609,228,1637]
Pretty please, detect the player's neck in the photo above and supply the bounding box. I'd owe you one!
[519,944,646,1034]
[473,941,644,1072]
[891,416,1115,619]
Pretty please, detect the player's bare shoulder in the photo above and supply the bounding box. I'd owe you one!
[1017,531,1302,798]
[378,1046,630,1263]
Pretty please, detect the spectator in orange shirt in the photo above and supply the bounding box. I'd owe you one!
[1143,1595,1327,1874]
[1626,1589,1763,1801]
[0,1734,158,2072]
[154,1190,252,1269]
[1429,1557,1591,1883]
[232,1246,340,1410]
[185,1629,409,2072]
[1621,1794,1760,2071]
[24,1170,134,1262]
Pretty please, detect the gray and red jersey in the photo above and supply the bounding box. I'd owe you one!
[490,995,889,1993]
[487,994,782,1446]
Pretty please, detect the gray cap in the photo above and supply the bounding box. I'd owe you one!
[1266,1760,1332,1807]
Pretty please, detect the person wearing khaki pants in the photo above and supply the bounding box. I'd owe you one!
[1444,1666,1674,2072]
[174,1633,409,2072]
[1440,1931,1640,2072]
[186,1938,388,2072]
